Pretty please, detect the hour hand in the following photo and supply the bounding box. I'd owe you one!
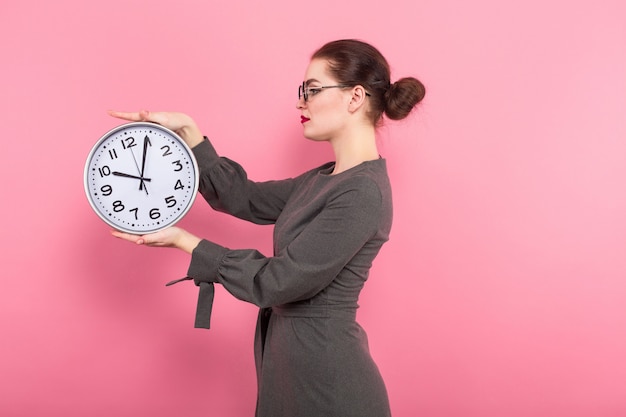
[112,171,152,182]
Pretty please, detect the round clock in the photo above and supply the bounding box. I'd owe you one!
[84,122,199,234]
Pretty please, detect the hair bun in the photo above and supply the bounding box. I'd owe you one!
[384,77,426,121]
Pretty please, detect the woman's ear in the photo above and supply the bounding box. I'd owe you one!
[348,85,368,113]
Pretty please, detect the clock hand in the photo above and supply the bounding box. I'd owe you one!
[112,171,152,182]
[126,142,148,195]
[139,135,151,191]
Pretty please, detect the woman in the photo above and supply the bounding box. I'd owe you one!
[110,39,425,417]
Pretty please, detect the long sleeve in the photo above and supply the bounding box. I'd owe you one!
[187,174,387,309]
[192,138,300,224]
[181,137,303,328]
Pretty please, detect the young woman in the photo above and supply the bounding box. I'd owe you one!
[110,39,425,417]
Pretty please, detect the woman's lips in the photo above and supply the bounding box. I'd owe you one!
[301,116,310,123]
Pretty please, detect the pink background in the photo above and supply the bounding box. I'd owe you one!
[1,1,625,416]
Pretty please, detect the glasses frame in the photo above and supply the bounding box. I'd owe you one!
[298,82,372,102]
[298,82,353,102]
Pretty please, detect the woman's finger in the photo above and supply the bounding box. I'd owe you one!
[108,109,164,123]
[111,230,145,244]
[108,110,181,130]
[107,110,144,121]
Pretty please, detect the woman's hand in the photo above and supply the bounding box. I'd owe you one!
[111,226,202,254]
[108,110,204,148]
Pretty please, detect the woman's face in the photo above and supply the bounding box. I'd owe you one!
[297,58,351,142]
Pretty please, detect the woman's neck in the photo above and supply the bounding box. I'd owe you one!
[329,125,379,175]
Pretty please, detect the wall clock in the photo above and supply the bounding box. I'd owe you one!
[84,122,199,234]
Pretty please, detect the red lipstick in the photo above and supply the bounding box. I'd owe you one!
[301,116,310,123]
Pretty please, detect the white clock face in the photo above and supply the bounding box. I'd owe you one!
[84,122,199,234]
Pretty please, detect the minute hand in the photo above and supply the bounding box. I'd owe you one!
[112,171,152,182]
[139,135,151,190]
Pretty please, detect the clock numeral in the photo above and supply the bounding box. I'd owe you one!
[165,196,177,208]
[129,207,139,220]
[98,166,111,177]
[161,145,172,156]
[101,185,113,196]
[108,148,118,159]
[172,160,183,172]
[174,180,184,190]
[121,136,136,149]
[149,208,161,219]
[112,200,125,212]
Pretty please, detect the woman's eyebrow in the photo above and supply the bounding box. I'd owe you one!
[305,78,321,86]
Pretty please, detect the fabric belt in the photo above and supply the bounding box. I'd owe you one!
[165,279,358,328]
[272,304,356,320]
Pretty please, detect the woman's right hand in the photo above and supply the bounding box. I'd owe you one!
[108,110,204,148]
[111,226,202,254]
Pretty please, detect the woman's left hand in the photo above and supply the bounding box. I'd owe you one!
[108,110,204,148]
[111,226,201,254]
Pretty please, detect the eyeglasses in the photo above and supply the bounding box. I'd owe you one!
[298,82,350,102]
[298,82,372,103]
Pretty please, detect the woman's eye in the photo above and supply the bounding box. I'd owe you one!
[308,88,322,96]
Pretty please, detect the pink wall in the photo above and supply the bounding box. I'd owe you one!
[2,1,625,416]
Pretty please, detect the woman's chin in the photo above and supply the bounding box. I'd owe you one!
[302,131,329,142]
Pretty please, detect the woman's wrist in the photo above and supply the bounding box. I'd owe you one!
[178,124,204,148]
[177,230,202,254]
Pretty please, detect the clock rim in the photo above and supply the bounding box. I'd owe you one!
[83,121,200,235]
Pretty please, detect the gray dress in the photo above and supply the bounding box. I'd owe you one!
[186,138,393,417]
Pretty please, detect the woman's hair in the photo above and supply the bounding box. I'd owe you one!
[312,39,425,125]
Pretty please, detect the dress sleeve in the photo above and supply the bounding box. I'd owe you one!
[187,175,384,308]
[192,138,297,224]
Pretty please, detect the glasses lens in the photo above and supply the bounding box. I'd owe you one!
[299,82,307,102]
